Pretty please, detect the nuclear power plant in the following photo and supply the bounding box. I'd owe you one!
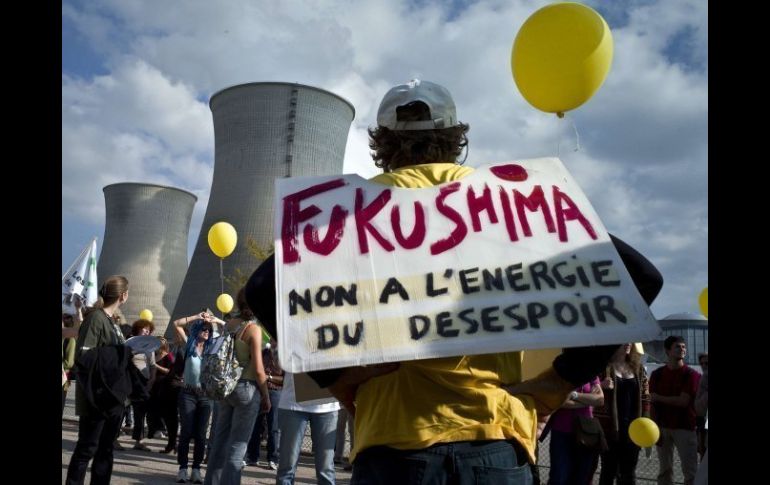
[167,82,355,336]
[98,183,197,336]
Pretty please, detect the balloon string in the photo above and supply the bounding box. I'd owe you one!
[219,258,225,318]
[568,113,581,152]
[556,113,582,156]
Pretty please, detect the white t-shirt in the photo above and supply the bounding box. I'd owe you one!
[132,351,156,380]
[278,373,340,413]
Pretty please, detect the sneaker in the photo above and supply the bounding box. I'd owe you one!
[176,468,188,483]
[268,461,278,471]
[190,469,203,484]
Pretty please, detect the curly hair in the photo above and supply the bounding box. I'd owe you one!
[368,124,469,173]
[131,318,155,336]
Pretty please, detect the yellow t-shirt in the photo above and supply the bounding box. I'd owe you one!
[352,162,539,463]
[370,162,474,188]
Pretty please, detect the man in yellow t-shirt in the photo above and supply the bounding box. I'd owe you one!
[246,80,663,484]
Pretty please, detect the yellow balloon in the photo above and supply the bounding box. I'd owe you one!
[628,417,660,448]
[139,309,153,322]
[217,293,234,314]
[512,2,613,116]
[699,287,708,317]
[208,222,237,258]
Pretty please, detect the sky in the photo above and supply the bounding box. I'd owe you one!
[61,0,708,320]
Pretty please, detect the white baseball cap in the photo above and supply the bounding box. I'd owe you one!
[377,79,459,131]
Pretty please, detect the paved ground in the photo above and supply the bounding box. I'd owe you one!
[62,385,684,484]
[62,388,352,484]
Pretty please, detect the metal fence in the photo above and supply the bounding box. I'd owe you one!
[534,432,686,484]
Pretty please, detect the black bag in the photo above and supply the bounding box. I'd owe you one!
[574,416,608,452]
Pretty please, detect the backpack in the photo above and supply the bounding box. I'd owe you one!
[199,322,248,400]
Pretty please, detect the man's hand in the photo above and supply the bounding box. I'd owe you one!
[327,363,400,416]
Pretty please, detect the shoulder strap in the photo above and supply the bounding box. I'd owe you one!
[236,320,253,342]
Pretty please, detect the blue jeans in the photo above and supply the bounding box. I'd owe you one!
[246,388,281,462]
[276,408,338,485]
[549,430,597,485]
[203,381,262,485]
[351,439,532,485]
[177,390,212,470]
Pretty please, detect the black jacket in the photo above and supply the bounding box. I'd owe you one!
[74,344,149,417]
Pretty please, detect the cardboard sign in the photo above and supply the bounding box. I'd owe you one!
[274,159,661,373]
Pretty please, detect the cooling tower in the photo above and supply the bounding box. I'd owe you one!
[98,183,197,336]
[167,82,354,336]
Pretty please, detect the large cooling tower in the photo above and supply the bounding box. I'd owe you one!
[167,82,354,336]
[98,183,197,336]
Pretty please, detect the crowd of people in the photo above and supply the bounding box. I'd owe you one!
[62,79,707,485]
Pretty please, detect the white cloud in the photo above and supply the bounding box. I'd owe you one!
[62,59,213,247]
[62,0,707,317]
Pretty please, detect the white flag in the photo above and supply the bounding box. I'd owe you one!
[62,238,98,314]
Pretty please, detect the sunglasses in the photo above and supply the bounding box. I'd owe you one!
[200,326,213,333]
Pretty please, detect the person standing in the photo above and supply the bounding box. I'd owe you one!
[62,313,78,417]
[172,311,220,484]
[204,288,271,485]
[246,79,664,485]
[65,276,130,485]
[693,353,708,485]
[129,318,156,451]
[334,407,354,471]
[695,353,708,461]
[595,343,651,485]
[275,372,339,485]
[245,338,283,470]
[548,377,605,485]
[649,336,701,485]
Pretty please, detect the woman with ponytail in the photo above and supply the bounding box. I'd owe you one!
[65,275,130,485]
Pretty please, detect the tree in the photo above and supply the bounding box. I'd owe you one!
[224,237,275,342]
[225,236,273,294]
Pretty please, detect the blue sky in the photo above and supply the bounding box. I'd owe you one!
[62,0,707,319]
